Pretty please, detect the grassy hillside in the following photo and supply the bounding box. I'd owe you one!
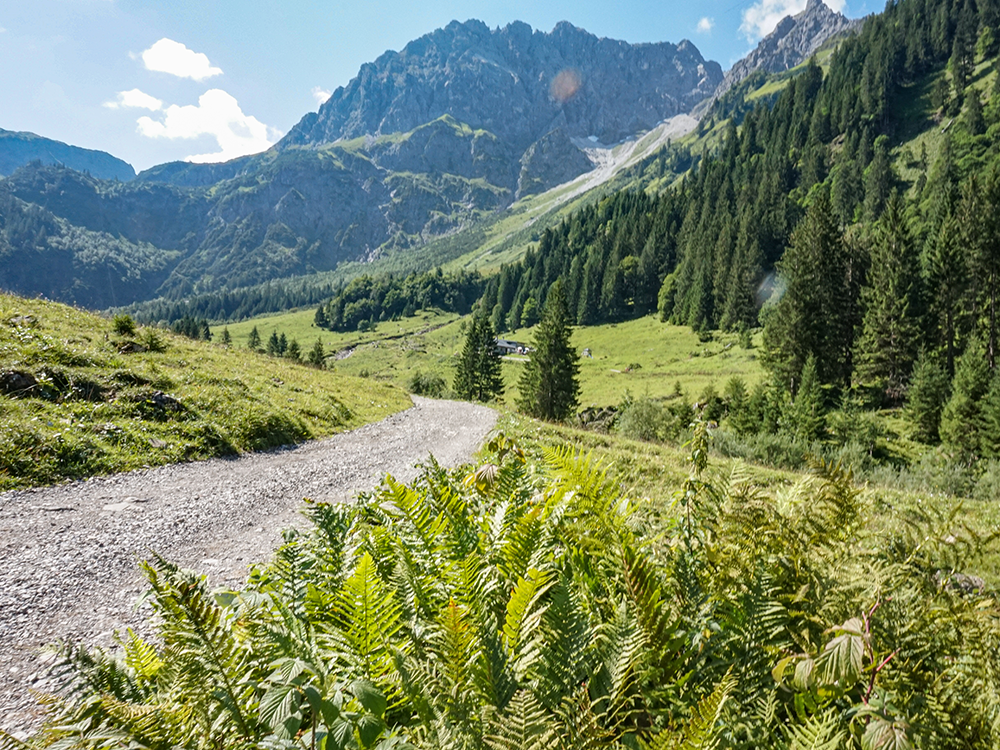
[0,294,410,490]
[225,308,765,407]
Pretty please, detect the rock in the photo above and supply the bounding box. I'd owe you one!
[117,341,148,354]
[282,20,722,154]
[710,0,862,104]
[0,371,37,397]
[517,128,595,199]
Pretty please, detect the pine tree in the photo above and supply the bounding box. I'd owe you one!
[979,372,1000,458]
[963,169,1000,369]
[286,339,301,362]
[267,330,281,356]
[247,326,261,351]
[517,281,580,421]
[308,339,326,369]
[854,196,922,404]
[763,188,854,390]
[220,327,232,347]
[454,314,504,403]
[940,343,991,460]
[926,213,968,376]
[906,351,951,443]
[965,88,985,135]
[783,354,826,442]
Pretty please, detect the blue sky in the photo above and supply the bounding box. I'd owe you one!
[0,0,868,172]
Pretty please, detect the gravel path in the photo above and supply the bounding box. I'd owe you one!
[0,396,497,733]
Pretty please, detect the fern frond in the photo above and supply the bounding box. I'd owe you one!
[642,670,736,750]
[484,690,561,750]
[786,709,845,750]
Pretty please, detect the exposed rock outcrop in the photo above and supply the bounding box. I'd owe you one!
[713,0,862,102]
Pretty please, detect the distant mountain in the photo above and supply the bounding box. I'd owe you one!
[711,0,861,103]
[0,20,723,310]
[282,20,721,155]
[0,129,135,181]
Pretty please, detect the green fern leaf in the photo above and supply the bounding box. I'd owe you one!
[787,710,845,750]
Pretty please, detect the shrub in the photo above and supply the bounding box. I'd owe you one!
[408,370,446,397]
[111,313,136,337]
[616,396,666,442]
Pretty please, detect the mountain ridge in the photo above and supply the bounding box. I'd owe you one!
[0,128,136,182]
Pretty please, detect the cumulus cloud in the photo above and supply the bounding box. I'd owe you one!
[104,88,163,111]
[697,17,714,33]
[740,0,846,40]
[140,38,223,81]
[312,86,332,106]
[136,88,276,163]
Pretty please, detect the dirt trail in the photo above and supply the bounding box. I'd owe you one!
[0,396,497,733]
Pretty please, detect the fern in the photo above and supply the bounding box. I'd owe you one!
[642,670,736,750]
[786,710,844,750]
[483,691,561,750]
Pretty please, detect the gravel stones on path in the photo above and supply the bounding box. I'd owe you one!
[0,396,497,733]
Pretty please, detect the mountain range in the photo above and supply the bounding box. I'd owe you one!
[0,3,857,311]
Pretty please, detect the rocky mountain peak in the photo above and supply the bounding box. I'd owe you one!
[711,0,862,102]
[279,19,722,154]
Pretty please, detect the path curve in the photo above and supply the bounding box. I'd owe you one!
[0,396,497,733]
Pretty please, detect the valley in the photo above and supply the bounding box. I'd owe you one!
[3,0,1000,745]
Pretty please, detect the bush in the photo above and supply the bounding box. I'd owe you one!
[408,370,447,398]
[616,397,667,442]
[111,314,137,337]
[139,328,167,353]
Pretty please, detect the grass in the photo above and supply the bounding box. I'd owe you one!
[494,409,1000,586]
[0,294,411,490]
[229,308,766,408]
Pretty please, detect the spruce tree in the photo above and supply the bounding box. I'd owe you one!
[307,339,326,369]
[783,354,826,442]
[763,188,854,390]
[940,343,991,459]
[220,327,232,347]
[926,213,967,376]
[267,330,281,356]
[315,305,329,329]
[907,351,951,444]
[517,281,580,421]
[854,196,922,404]
[247,326,261,351]
[286,339,301,362]
[454,315,504,403]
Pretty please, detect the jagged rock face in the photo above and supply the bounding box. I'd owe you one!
[282,19,722,154]
[516,128,594,199]
[714,0,862,101]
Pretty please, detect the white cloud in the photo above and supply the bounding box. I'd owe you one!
[740,0,846,40]
[141,38,223,81]
[312,86,332,106]
[104,88,163,111]
[136,88,276,163]
[697,17,714,33]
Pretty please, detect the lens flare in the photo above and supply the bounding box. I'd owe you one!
[550,69,582,103]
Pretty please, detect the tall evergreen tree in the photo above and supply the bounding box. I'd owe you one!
[247,326,261,351]
[926,213,968,375]
[906,350,951,443]
[854,196,923,403]
[308,339,326,369]
[940,342,992,460]
[763,189,854,391]
[964,169,1000,369]
[783,354,826,442]
[454,315,504,403]
[517,281,580,421]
